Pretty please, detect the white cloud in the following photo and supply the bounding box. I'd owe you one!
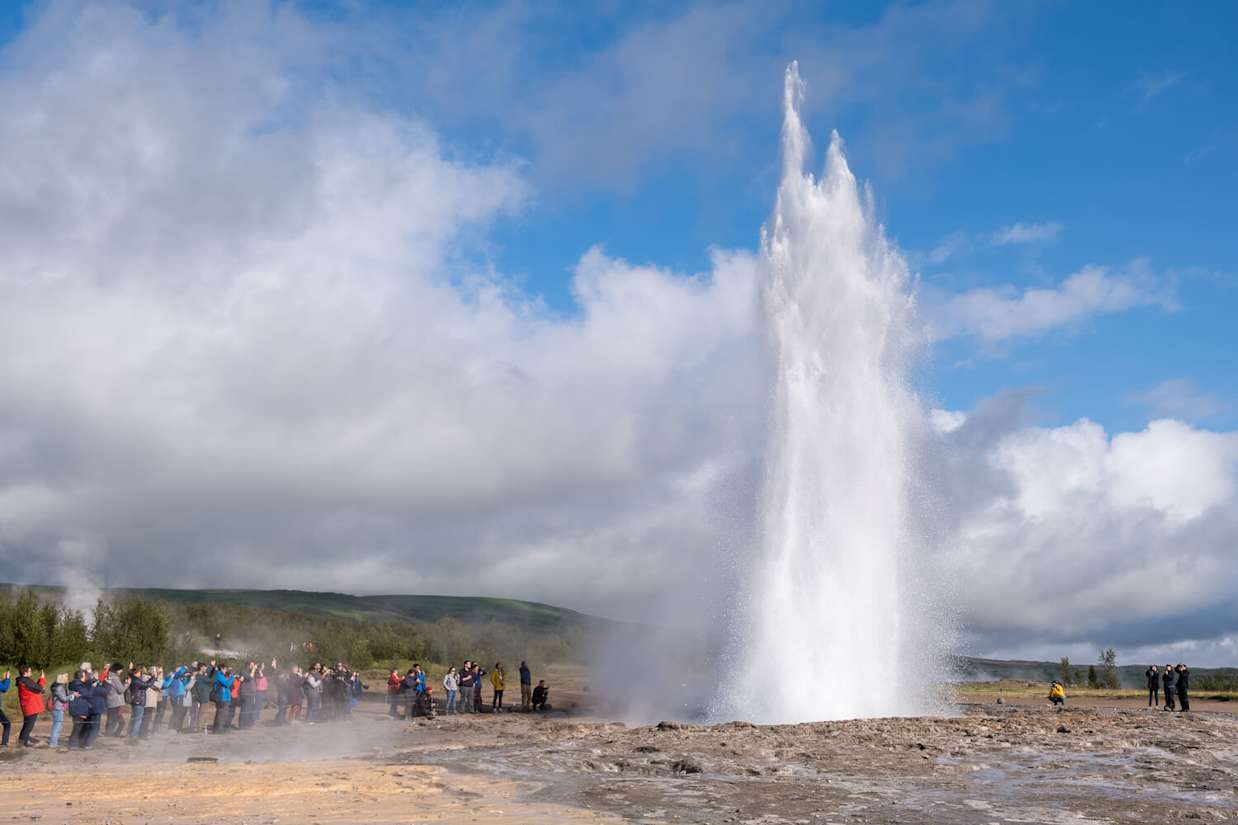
[0,1,764,622]
[991,221,1063,245]
[1132,379,1226,421]
[1134,69,1185,102]
[930,403,1238,663]
[922,261,1175,342]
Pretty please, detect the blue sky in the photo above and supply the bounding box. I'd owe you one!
[5,1,1231,431]
[1,1,1237,662]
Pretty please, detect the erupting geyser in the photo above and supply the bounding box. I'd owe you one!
[715,63,935,724]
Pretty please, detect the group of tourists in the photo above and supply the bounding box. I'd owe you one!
[0,654,548,751]
[385,660,550,718]
[1047,662,1193,711]
[1146,663,1193,712]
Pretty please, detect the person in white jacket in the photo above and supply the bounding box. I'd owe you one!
[442,668,459,714]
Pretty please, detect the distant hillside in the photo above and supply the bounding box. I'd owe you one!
[0,583,620,635]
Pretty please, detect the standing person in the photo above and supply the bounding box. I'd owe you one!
[238,662,259,729]
[48,673,72,748]
[1176,664,1191,712]
[1145,665,1160,707]
[256,664,270,713]
[458,663,474,714]
[443,668,459,715]
[472,664,485,713]
[303,664,323,723]
[168,667,190,732]
[0,670,10,748]
[286,665,304,723]
[67,670,92,749]
[128,665,156,737]
[105,663,128,736]
[490,663,506,712]
[85,671,109,748]
[190,664,212,732]
[141,666,162,737]
[519,661,532,711]
[387,669,402,718]
[212,664,236,733]
[1162,664,1177,711]
[16,666,47,747]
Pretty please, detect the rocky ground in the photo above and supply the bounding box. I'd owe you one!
[2,700,1235,824]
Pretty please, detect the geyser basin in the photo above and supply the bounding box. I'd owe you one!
[714,63,938,724]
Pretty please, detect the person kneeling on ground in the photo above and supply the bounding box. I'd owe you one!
[531,680,549,711]
[1048,681,1065,708]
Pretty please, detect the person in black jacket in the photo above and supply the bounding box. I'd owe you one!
[1145,665,1159,707]
[1176,664,1190,712]
[128,666,158,736]
[85,673,110,748]
[1162,664,1176,711]
[67,671,93,749]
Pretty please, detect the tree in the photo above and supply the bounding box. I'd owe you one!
[1087,664,1099,688]
[1099,648,1120,689]
[91,597,171,665]
[1058,657,1072,686]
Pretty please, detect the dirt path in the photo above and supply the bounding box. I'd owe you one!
[3,701,1237,824]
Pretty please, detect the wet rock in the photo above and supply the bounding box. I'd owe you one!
[671,759,703,774]
[656,721,682,731]
[1057,725,1070,733]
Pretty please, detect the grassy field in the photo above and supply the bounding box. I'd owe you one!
[955,679,1238,703]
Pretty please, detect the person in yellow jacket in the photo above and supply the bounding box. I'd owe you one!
[490,663,506,712]
[1048,681,1065,708]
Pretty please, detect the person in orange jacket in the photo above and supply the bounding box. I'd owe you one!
[16,665,47,747]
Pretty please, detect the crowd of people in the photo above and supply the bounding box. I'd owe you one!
[0,655,550,751]
[384,660,549,719]
[1047,662,1193,711]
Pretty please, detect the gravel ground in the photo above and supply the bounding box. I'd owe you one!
[2,701,1235,824]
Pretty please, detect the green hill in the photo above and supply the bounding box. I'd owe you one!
[1,583,616,634]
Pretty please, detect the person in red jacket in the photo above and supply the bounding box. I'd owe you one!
[16,665,46,747]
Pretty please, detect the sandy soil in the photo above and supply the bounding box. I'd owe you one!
[3,699,1236,824]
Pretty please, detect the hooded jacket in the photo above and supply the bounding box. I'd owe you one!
[490,669,505,691]
[51,681,72,712]
[213,671,236,703]
[1162,669,1177,693]
[67,678,92,717]
[1145,668,1159,690]
[192,672,213,703]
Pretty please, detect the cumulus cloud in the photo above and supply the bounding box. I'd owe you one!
[926,398,1238,663]
[0,1,764,621]
[922,260,1176,342]
[991,221,1063,245]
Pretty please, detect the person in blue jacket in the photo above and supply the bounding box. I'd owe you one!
[212,664,237,733]
[167,667,190,732]
[85,673,110,748]
[0,670,11,748]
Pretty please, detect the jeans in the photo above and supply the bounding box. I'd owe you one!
[459,688,473,713]
[0,708,9,747]
[492,689,504,710]
[49,708,65,747]
[1148,687,1159,706]
[171,703,188,732]
[19,713,38,746]
[129,704,146,737]
[445,689,457,713]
